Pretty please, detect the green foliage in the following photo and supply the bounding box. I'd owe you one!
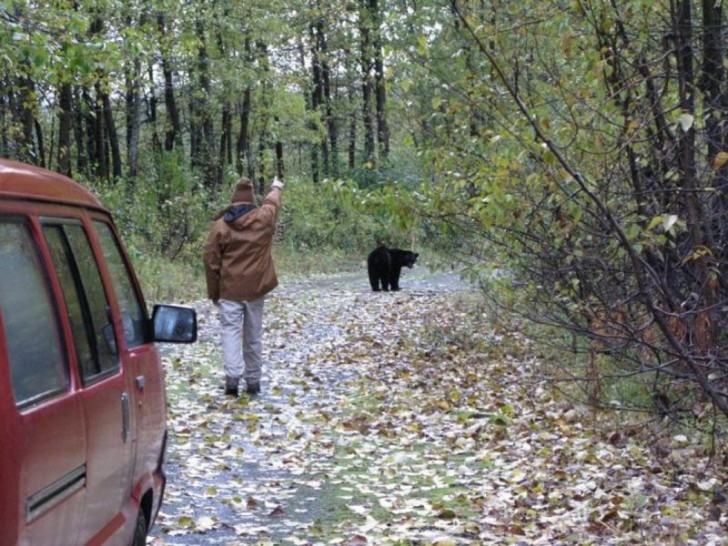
[89,151,216,299]
[89,156,428,297]
[277,178,416,258]
[132,255,204,304]
[387,0,728,422]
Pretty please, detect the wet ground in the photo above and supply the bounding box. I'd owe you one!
[150,267,474,545]
[149,265,728,546]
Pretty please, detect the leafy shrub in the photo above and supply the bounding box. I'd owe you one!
[277,178,416,258]
[88,151,219,298]
[91,162,427,295]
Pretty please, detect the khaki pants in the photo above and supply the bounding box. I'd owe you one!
[219,298,264,383]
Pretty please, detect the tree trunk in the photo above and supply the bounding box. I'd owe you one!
[82,15,113,179]
[158,13,182,153]
[147,63,161,154]
[101,88,122,179]
[34,118,45,168]
[369,0,389,161]
[348,85,357,169]
[125,58,142,179]
[0,79,7,158]
[700,0,728,239]
[189,86,201,168]
[315,12,338,177]
[275,115,284,177]
[359,5,375,166]
[237,87,252,176]
[220,103,232,168]
[57,83,73,176]
[82,87,105,178]
[72,87,87,176]
[191,18,218,187]
[255,41,272,189]
[15,72,37,164]
[215,13,233,173]
[308,25,324,180]
[236,37,253,177]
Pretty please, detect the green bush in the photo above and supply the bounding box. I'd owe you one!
[277,178,416,257]
[90,163,425,298]
[88,151,220,300]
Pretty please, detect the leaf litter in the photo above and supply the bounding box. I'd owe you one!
[150,270,728,545]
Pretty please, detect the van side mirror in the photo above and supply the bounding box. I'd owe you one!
[152,304,197,343]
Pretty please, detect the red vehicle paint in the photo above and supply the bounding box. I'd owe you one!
[0,160,196,546]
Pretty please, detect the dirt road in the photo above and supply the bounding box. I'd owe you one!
[150,267,726,545]
[152,267,476,545]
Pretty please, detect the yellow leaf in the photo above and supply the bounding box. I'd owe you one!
[712,151,728,170]
[177,515,194,528]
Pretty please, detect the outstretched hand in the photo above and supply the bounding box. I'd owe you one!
[272,176,284,190]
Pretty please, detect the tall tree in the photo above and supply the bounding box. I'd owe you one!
[124,61,142,179]
[157,12,183,153]
[189,15,218,186]
[57,82,74,176]
[368,0,388,162]
[359,0,375,166]
[255,41,273,191]
[236,36,254,177]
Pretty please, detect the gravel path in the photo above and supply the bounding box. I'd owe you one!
[148,266,728,546]
[150,267,473,545]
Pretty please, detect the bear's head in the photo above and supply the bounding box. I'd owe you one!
[401,251,418,268]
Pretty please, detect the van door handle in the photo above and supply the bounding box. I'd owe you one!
[135,376,145,391]
[121,393,130,443]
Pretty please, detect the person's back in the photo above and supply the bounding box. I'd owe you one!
[203,176,285,396]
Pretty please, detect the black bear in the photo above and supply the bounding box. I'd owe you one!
[367,245,419,291]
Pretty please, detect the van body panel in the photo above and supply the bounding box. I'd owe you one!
[0,160,196,545]
[75,373,133,545]
[0,160,103,209]
[127,347,167,482]
[0,345,21,544]
[0,342,87,546]
[21,397,86,546]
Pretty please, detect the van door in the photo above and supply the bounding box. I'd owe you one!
[0,217,86,546]
[42,220,134,544]
[93,220,167,506]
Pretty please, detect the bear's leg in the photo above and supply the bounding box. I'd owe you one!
[368,267,380,291]
[390,265,403,291]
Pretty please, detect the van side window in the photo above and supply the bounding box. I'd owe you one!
[94,221,149,348]
[43,223,119,382]
[0,221,68,406]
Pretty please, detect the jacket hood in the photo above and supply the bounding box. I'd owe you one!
[215,203,256,224]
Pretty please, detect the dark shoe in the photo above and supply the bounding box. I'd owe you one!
[225,376,240,396]
[245,381,261,395]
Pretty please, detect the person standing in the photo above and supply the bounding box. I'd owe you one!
[203,175,284,396]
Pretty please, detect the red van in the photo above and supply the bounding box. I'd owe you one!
[0,160,196,545]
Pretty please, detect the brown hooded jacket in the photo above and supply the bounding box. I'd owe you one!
[203,178,282,302]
